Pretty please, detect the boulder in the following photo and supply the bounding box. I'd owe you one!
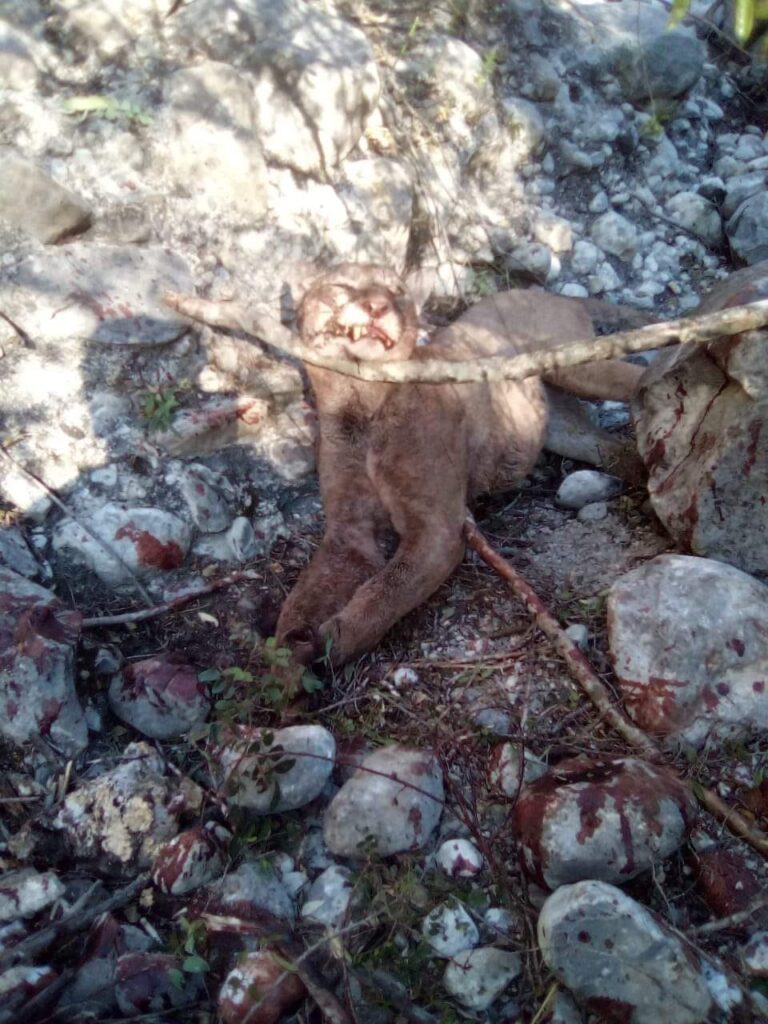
[608,555,768,746]
[633,261,768,573]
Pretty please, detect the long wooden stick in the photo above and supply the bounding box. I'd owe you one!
[463,515,768,858]
[165,290,768,385]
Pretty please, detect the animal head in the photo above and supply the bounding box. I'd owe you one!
[297,263,420,362]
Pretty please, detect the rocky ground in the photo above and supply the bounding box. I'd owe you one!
[2,0,768,1022]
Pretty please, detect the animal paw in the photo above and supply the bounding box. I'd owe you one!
[279,625,320,666]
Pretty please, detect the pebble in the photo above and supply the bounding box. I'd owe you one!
[556,470,623,509]
[422,900,479,957]
[443,948,522,1010]
[324,745,444,858]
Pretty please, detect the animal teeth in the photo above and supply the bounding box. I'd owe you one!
[351,325,364,341]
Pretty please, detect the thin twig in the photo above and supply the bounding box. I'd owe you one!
[0,873,150,971]
[0,446,153,608]
[81,569,261,627]
[690,894,768,936]
[166,291,768,384]
[463,514,768,859]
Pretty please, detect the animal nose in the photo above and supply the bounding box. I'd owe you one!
[361,296,390,318]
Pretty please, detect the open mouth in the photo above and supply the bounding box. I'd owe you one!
[323,320,396,351]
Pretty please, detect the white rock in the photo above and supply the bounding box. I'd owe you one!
[563,624,589,650]
[742,931,768,977]
[324,746,444,858]
[538,881,713,1023]
[665,192,723,247]
[0,869,64,923]
[435,839,483,878]
[590,211,639,260]
[556,470,623,509]
[577,501,608,523]
[301,865,353,929]
[219,725,336,814]
[443,948,521,1010]
[422,901,479,958]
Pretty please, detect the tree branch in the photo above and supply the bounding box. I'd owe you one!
[165,291,768,384]
[463,515,768,859]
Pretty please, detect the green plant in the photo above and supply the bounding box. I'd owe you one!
[140,389,180,431]
[168,916,210,988]
[63,94,153,126]
[478,47,500,83]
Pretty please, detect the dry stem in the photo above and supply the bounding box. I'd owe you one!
[463,515,768,859]
[165,290,768,384]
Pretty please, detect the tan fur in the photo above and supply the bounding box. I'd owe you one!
[276,264,644,666]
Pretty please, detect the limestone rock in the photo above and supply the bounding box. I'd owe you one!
[0,150,91,243]
[324,745,444,858]
[0,567,86,756]
[0,243,194,346]
[53,504,192,588]
[154,62,269,224]
[51,743,194,873]
[512,757,694,888]
[218,725,335,814]
[633,261,768,573]
[443,948,521,1011]
[608,555,768,746]
[109,654,211,740]
[538,881,714,1023]
[171,0,380,176]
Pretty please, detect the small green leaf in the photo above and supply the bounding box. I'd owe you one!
[183,954,210,974]
[168,968,185,989]
[198,668,221,683]
[302,671,324,694]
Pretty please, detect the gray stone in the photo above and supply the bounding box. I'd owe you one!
[502,241,552,283]
[53,0,166,59]
[589,211,638,260]
[727,192,768,265]
[301,865,353,929]
[108,655,211,740]
[0,869,65,922]
[219,725,335,813]
[665,192,723,247]
[170,463,233,533]
[151,823,229,896]
[443,948,521,1011]
[722,172,766,220]
[577,501,608,523]
[615,30,706,103]
[52,743,184,871]
[556,470,623,509]
[538,881,713,1023]
[742,931,768,976]
[0,567,87,756]
[435,838,483,878]
[324,746,444,858]
[0,150,91,243]
[172,0,379,176]
[198,859,295,923]
[154,62,269,223]
[53,504,192,588]
[0,527,39,578]
[501,96,546,156]
[634,262,768,571]
[0,244,194,346]
[608,555,768,747]
[0,21,44,91]
[422,901,479,958]
[513,757,694,888]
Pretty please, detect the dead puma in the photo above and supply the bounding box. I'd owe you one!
[276,264,643,667]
